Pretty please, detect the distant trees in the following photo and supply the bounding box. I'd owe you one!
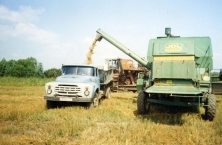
[0,58,7,76]
[44,68,61,78]
[0,57,61,78]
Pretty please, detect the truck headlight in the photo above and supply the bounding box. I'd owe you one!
[84,90,90,96]
[84,86,90,96]
[47,85,52,94]
[47,89,52,94]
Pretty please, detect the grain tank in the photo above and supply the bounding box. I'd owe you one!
[94,28,216,121]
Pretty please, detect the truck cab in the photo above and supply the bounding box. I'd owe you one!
[44,64,101,108]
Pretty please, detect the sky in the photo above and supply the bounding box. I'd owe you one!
[0,0,221,70]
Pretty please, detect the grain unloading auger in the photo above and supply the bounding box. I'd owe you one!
[94,28,216,121]
[95,29,150,68]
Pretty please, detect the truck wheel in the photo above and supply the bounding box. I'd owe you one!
[137,91,150,114]
[46,100,57,109]
[87,92,99,108]
[105,87,111,99]
[205,94,216,121]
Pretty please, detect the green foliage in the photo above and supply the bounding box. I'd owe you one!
[4,59,16,76]
[37,63,44,77]
[211,72,221,81]
[211,72,219,76]
[0,57,60,78]
[0,57,43,77]
[0,58,7,76]
[44,68,62,78]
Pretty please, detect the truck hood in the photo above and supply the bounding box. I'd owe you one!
[56,75,96,83]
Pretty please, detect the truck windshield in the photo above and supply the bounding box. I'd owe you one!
[62,66,94,76]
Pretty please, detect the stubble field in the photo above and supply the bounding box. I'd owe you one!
[0,77,222,145]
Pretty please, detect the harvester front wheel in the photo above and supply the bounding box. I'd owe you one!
[205,94,216,121]
[137,91,150,114]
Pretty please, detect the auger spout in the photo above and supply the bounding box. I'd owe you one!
[95,28,149,68]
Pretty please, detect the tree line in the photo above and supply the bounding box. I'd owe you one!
[0,57,61,78]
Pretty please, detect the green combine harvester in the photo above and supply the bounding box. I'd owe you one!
[94,28,216,121]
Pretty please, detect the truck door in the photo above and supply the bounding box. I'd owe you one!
[95,68,100,88]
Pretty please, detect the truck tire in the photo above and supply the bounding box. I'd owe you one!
[205,94,216,121]
[105,87,111,99]
[46,100,57,109]
[87,92,99,108]
[137,91,150,114]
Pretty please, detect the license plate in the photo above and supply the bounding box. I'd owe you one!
[166,80,172,84]
[60,98,72,101]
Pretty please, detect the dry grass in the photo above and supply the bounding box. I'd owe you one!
[0,77,222,145]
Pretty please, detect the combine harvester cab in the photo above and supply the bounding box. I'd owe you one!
[94,28,216,121]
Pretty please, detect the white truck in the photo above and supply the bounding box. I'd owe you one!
[44,64,113,108]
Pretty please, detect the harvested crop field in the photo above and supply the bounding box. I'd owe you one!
[0,77,222,145]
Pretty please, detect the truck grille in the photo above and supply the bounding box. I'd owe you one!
[55,85,81,97]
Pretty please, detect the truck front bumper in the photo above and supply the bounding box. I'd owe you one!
[44,96,93,102]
